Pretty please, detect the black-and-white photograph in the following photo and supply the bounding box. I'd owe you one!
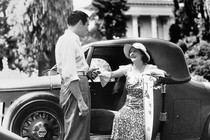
[0,0,210,140]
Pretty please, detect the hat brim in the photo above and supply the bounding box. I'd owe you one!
[123,44,133,59]
[123,43,150,62]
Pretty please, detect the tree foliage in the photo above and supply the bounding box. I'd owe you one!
[0,0,10,70]
[171,0,210,81]
[91,0,129,39]
[172,0,210,41]
[1,0,72,76]
[186,42,210,81]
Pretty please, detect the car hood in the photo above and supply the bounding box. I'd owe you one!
[0,75,61,92]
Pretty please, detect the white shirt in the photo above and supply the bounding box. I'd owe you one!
[55,29,89,84]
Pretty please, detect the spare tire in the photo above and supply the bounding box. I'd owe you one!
[3,92,64,140]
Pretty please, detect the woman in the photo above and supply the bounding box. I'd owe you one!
[99,43,165,140]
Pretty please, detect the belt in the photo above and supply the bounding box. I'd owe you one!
[77,71,87,76]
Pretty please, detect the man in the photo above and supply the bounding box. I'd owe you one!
[55,10,98,140]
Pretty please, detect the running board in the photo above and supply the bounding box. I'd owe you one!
[90,135,111,140]
[90,133,161,140]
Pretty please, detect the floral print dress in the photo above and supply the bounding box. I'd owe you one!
[111,64,157,140]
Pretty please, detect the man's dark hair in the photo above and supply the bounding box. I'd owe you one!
[67,10,89,26]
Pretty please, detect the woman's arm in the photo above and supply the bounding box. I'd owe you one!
[110,68,125,78]
[143,64,166,78]
[99,68,125,87]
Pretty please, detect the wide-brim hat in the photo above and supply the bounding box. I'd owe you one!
[123,43,150,62]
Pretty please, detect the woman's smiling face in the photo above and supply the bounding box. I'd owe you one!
[129,47,143,62]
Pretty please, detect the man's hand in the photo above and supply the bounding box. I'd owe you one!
[77,99,89,117]
[87,68,100,80]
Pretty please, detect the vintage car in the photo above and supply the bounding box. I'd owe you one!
[0,38,210,140]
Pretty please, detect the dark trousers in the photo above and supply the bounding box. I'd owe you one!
[60,76,90,140]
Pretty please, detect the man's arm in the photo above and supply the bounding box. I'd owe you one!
[69,80,89,117]
[60,36,88,116]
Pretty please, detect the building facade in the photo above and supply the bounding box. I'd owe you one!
[125,0,174,40]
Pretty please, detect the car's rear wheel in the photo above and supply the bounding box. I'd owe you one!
[10,101,64,140]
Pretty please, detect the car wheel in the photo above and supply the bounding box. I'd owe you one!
[10,101,64,140]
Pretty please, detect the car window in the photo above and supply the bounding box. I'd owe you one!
[89,58,115,82]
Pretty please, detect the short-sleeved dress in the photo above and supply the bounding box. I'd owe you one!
[111,64,157,140]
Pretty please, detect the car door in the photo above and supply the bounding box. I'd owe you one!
[88,45,131,111]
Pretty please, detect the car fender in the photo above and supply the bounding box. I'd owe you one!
[201,113,210,140]
[200,82,210,139]
[0,127,25,140]
[2,91,61,130]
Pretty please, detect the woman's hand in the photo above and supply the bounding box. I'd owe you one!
[150,69,166,78]
[143,69,166,78]
[143,69,166,86]
[98,71,112,87]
